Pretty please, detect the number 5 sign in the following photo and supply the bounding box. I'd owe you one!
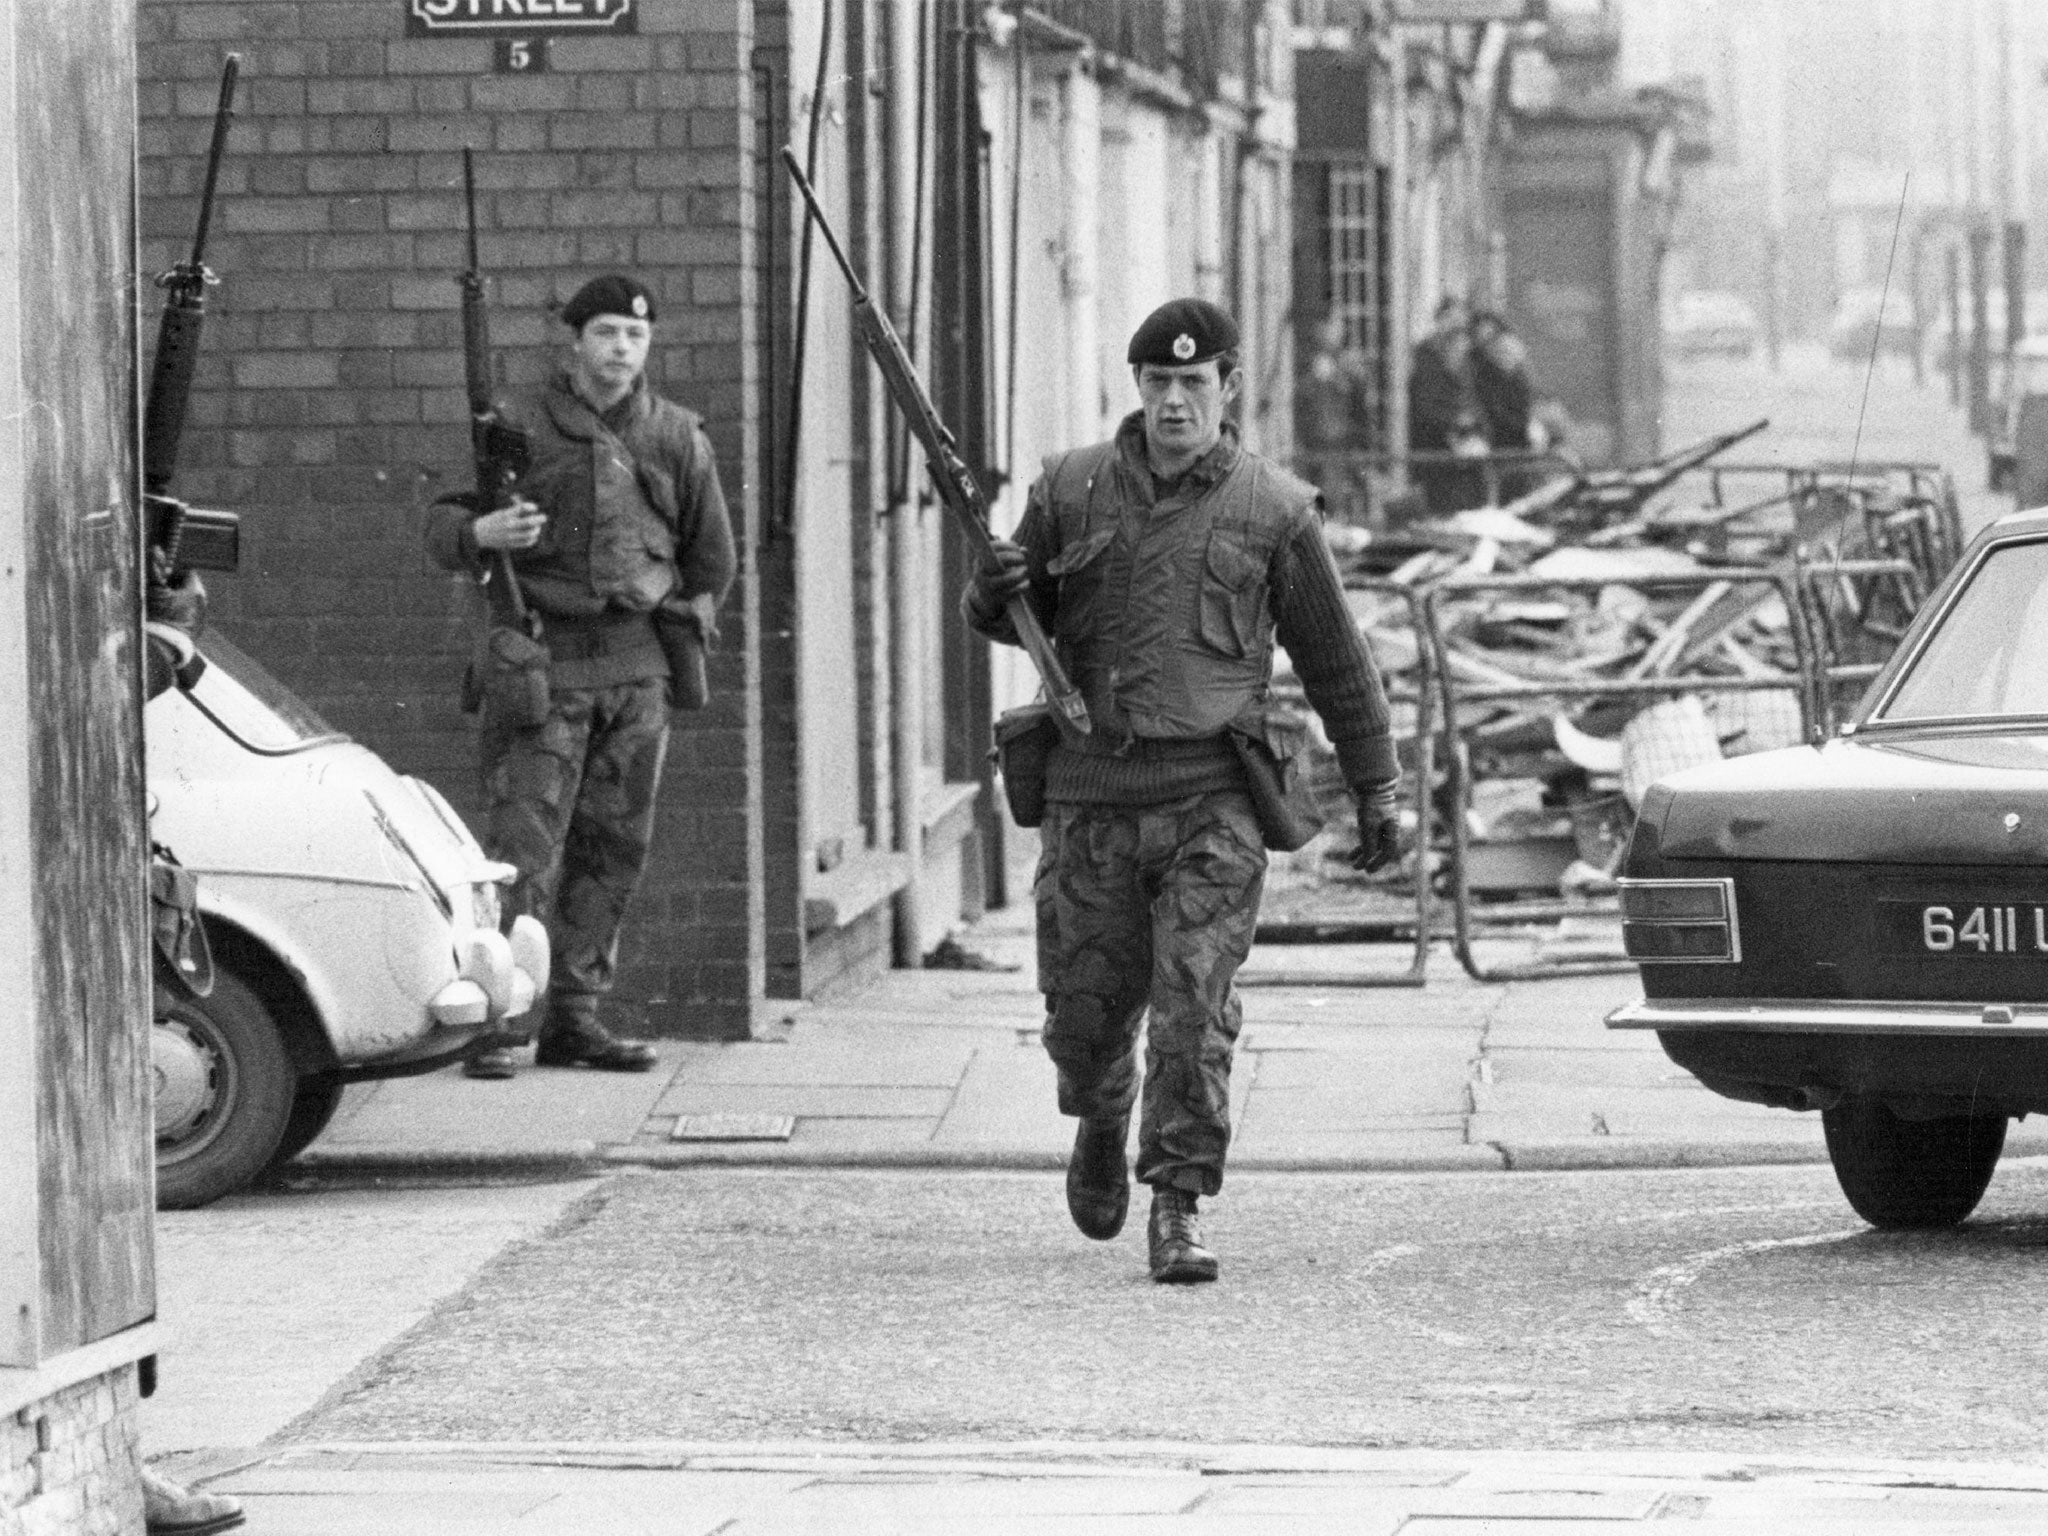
[405,0,638,36]
[495,38,549,72]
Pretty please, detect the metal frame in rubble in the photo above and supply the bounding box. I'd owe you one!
[1421,569,1818,983]
[1795,554,1929,733]
[1689,459,1963,582]
[1239,578,1437,989]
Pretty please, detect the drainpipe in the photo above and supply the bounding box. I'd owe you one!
[1060,52,1102,443]
[888,0,927,967]
[1385,26,1411,478]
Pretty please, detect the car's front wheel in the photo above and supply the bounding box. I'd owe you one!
[1821,1098,2006,1229]
[268,1077,346,1169]
[154,965,296,1210]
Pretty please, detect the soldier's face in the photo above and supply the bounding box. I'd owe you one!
[574,314,653,391]
[1136,360,1239,459]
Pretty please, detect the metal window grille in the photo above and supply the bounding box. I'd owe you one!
[1326,160,1388,450]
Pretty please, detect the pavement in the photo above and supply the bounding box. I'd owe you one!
[180,1441,2048,1533]
[294,864,2048,1184]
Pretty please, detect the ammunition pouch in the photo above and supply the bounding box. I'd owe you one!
[653,608,710,712]
[1227,713,1326,853]
[991,702,1059,829]
[466,623,552,729]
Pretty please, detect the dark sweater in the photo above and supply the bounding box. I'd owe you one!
[984,416,1398,806]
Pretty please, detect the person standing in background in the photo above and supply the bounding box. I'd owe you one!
[426,274,736,1079]
[1297,311,1376,523]
[1407,296,1489,513]
[1470,308,1545,500]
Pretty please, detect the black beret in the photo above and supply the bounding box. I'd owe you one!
[560,274,657,330]
[1127,298,1239,367]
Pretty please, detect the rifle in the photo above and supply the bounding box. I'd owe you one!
[458,146,536,636]
[142,53,241,574]
[781,148,1091,735]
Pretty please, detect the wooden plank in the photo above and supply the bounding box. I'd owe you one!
[0,0,35,1370]
[15,0,154,1359]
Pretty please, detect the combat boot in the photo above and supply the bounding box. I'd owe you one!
[1148,1187,1219,1284]
[535,1028,656,1071]
[534,1010,656,1072]
[1065,1115,1130,1239]
[462,1032,526,1080]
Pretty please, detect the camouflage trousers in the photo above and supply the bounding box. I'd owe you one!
[480,676,670,1035]
[1035,791,1267,1197]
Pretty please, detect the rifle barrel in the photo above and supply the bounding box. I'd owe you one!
[462,147,481,275]
[186,55,239,273]
[781,148,868,302]
[781,146,1091,734]
[143,52,240,506]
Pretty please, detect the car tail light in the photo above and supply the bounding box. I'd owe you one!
[1619,877,1740,963]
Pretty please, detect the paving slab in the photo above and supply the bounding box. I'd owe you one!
[671,1028,980,1087]
[1230,1131,1504,1171]
[1469,1080,1764,1119]
[789,1116,942,1149]
[1481,1047,1704,1087]
[1239,1086,1471,1135]
[310,1045,685,1162]
[1248,1047,1476,1105]
[933,1044,1067,1150]
[769,1475,1203,1519]
[653,1084,958,1119]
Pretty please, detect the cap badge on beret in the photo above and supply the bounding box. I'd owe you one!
[1172,333,1196,361]
[631,294,649,318]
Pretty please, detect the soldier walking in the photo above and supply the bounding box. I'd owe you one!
[427,274,736,1077]
[967,299,1401,1282]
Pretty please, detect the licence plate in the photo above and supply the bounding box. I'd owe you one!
[1883,900,2048,958]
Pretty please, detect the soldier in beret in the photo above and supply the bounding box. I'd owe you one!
[426,273,736,1077]
[966,297,1402,1282]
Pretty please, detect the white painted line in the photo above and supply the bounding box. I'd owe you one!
[1627,1228,1867,1334]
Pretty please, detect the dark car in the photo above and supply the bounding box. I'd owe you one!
[1608,507,2048,1229]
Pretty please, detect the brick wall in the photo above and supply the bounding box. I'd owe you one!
[137,0,770,1038]
[1,1369,142,1536]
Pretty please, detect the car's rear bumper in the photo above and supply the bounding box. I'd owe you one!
[1609,996,2048,1036]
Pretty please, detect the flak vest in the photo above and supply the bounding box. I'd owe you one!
[499,386,707,617]
[1038,438,1322,753]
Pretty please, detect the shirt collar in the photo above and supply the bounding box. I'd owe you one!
[1115,411,1241,498]
[548,369,647,436]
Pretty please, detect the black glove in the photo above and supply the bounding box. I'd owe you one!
[146,559,208,634]
[967,538,1032,622]
[1348,779,1402,873]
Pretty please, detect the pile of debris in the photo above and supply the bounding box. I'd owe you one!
[1269,420,1963,969]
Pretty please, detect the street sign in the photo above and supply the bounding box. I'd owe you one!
[494,37,552,71]
[405,0,637,37]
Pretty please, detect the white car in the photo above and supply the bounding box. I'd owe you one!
[1665,290,1762,360]
[147,633,547,1207]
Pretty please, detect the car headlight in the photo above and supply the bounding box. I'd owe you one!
[1619,877,1740,962]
